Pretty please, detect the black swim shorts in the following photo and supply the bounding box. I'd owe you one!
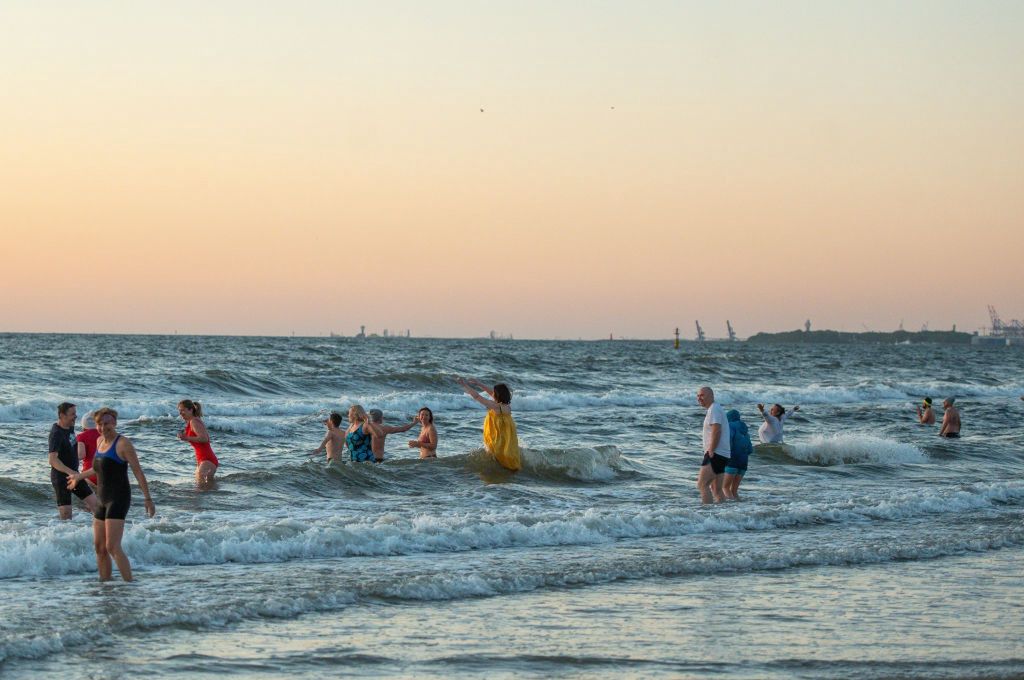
[701,453,730,475]
[51,469,93,507]
[94,495,131,521]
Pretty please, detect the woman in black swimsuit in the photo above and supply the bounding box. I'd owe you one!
[67,407,155,581]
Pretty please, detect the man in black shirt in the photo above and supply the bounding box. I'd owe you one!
[49,402,97,520]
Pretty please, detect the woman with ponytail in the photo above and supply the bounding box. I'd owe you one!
[177,399,219,487]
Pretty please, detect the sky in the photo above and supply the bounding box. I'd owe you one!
[2,1,1022,338]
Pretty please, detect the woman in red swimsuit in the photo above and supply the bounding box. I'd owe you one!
[177,399,219,488]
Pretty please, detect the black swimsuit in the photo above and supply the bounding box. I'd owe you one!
[93,436,132,521]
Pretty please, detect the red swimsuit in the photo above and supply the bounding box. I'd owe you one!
[186,421,219,467]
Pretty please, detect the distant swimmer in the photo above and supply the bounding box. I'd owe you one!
[696,386,730,504]
[456,377,521,471]
[177,399,219,488]
[76,410,100,487]
[723,409,753,501]
[939,398,961,438]
[367,409,416,462]
[49,402,97,520]
[916,397,936,425]
[408,407,438,459]
[312,412,345,463]
[66,407,155,581]
[345,405,378,462]
[757,403,800,444]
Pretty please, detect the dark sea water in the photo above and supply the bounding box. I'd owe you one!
[1,334,1022,679]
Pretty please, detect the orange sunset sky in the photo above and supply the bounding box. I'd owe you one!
[2,1,1022,338]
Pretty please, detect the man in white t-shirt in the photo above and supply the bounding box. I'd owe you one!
[696,386,731,504]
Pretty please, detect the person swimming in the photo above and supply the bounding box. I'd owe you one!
[408,407,438,459]
[456,377,521,471]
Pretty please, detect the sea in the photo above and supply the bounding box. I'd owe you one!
[1,333,1022,679]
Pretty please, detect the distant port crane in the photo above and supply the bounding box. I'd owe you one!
[726,320,736,342]
[695,321,706,343]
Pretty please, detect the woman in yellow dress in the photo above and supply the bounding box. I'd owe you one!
[455,377,521,471]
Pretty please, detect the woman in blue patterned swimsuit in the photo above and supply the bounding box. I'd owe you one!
[345,405,380,462]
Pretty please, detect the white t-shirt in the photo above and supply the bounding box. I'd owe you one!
[758,411,791,444]
[702,402,731,458]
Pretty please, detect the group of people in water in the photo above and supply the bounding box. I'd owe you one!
[44,377,520,582]
[43,374,1002,579]
[693,386,970,504]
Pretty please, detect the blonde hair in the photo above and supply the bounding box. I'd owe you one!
[349,405,367,423]
[94,407,119,424]
[80,411,97,430]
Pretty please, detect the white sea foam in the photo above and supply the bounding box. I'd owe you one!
[1,481,1019,579]
[520,445,623,481]
[2,379,1022,424]
[787,433,927,465]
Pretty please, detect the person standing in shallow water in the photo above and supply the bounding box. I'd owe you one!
[312,412,345,463]
[916,397,936,425]
[722,409,752,501]
[408,407,438,459]
[367,409,416,462]
[939,398,961,438]
[49,402,98,520]
[177,399,219,487]
[756,403,799,444]
[66,407,155,582]
[456,377,521,471]
[696,386,730,504]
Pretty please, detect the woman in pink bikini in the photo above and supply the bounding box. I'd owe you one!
[177,399,219,488]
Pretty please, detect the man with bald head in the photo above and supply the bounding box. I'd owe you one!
[696,386,731,504]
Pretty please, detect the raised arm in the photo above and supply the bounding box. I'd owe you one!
[118,438,155,517]
[378,419,416,435]
[456,377,498,410]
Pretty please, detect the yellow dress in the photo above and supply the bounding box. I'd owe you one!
[483,409,521,471]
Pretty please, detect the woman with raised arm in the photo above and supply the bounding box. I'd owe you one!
[177,399,219,488]
[456,377,521,471]
[756,403,800,444]
[66,407,155,582]
[408,407,438,459]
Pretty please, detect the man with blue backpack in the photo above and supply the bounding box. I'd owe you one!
[723,409,753,500]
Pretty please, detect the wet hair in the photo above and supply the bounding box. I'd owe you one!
[773,404,786,416]
[57,402,76,417]
[418,407,434,424]
[493,383,512,405]
[350,405,367,423]
[94,407,118,424]
[80,411,97,430]
[328,412,342,427]
[368,409,384,423]
[179,399,203,417]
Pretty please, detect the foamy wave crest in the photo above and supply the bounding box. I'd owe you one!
[785,433,927,465]
[520,445,624,481]
[3,522,1022,664]
[2,480,1020,578]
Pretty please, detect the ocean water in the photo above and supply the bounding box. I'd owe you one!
[1,334,1022,679]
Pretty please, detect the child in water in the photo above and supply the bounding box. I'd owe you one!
[312,412,345,463]
[455,377,521,471]
[723,409,753,500]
